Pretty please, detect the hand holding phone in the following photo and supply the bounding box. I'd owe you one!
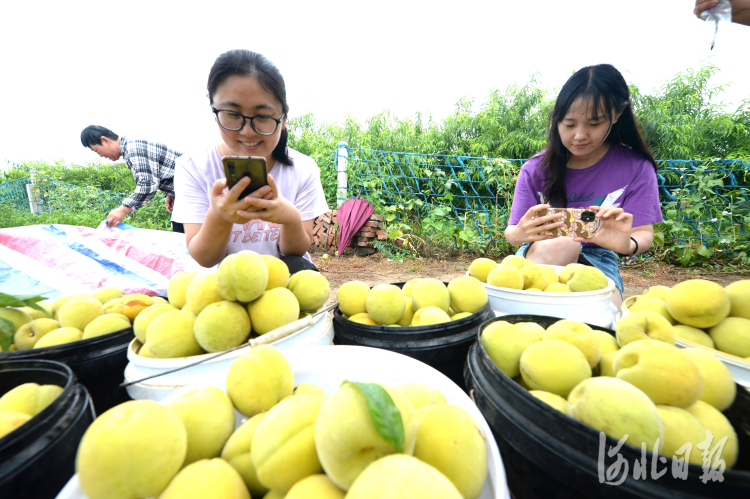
[535,207,599,238]
[222,156,269,200]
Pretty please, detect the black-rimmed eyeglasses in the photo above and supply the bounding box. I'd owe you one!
[212,107,285,135]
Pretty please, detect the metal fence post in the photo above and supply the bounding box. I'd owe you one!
[336,141,348,207]
[25,167,42,214]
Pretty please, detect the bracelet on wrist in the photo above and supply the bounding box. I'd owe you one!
[616,237,638,256]
[618,237,639,265]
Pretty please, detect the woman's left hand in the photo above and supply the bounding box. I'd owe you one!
[236,175,299,225]
[573,206,633,254]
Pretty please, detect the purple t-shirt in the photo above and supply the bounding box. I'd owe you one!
[508,144,663,246]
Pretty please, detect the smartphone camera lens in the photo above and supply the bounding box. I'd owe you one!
[581,211,595,222]
[228,162,235,174]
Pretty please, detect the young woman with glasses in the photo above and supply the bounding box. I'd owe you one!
[172,50,329,272]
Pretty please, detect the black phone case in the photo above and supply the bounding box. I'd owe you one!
[236,172,264,199]
[224,158,268,199]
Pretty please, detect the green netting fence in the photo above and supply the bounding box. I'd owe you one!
[2,148,749,260]
[334,144,750,258]
[0,177,33,211]
[0,176,127,213]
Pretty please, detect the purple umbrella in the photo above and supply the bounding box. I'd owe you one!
[337,197,374,257]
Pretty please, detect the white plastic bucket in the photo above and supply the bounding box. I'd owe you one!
[615,295,638,322]
[473,265,617,328]
[674,338,750,389]
[123,311,334,402]
[56,345,510,499]
[619,296,750,388]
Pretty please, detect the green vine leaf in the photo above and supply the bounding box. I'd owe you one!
[0,318,14,352]
[0,292,51,317]
[697,245,712,258]
[346,381,405,453]
[680,250,693,267]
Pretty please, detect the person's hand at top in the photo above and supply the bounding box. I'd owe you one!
[165,193,175,212]
[572,206,633,255]
[695,0,750,25]
[695,0,721,18]
[508,204,568,244]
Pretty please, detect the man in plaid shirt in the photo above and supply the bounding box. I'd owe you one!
[81,125,184,232]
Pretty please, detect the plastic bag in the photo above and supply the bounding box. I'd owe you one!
[95,220,136,234]
[95,220,116,234]
[700,0,732,49]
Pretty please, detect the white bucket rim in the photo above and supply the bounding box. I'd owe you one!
[122,314,334,401]
[470,264,615,298]
[675,337,750,364]
[127,311,331,368]
[675,337,750,379]
[619,295,750,387]
[56,344,511,499]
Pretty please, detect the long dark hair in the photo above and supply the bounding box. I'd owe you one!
[207,49,293,166]
[541,64,656,207]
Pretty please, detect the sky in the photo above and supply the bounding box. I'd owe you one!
[0,0,748,167]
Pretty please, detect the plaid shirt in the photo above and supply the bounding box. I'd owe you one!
[120,136,182,210]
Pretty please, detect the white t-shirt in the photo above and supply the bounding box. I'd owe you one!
[172,146,330,259]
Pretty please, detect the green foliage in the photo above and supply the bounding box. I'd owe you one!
[35,176,125,214]
[656,163,750,266]
[0,181,171,231]
[0,318,13,352]
[0,292,50,312]
[372,240,410,263]
[288,80,551,208]
[126,196,173,230]
[0,292,50,350]
[1,64,748,267]
[288,63,749,174]
[1,159,135,191]
[632,65,750,160]
[0,203,103,229]
[288,63,749,266]
[0,158,168,227]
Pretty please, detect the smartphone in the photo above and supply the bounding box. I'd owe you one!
[536,207,599,238]
[222,156,269,200]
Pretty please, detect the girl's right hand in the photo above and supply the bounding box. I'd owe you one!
[208,177,273,225]
[512,204,566,243]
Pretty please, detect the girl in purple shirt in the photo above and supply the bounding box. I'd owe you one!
[504,64,663,308]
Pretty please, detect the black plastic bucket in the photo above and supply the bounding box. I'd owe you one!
[464,314,750,498]
[333,282,494,391]
[0,359,95,499]
[0,326,134,415]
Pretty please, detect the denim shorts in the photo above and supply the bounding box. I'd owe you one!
[516,243,624,298]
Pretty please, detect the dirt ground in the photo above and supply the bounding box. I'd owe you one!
[311,251,750,305]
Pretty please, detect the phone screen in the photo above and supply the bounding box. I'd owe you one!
[223,156,268,199]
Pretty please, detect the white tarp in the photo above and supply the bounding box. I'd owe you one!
[0,224,209,300]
